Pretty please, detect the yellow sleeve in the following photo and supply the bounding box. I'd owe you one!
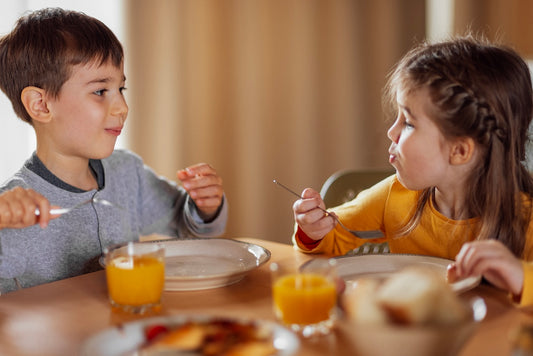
[292,175,395,256]
[516,261,533,306]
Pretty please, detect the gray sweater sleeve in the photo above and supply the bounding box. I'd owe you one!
[106,150,227,238]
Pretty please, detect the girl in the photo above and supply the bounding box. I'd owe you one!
[292,36,533,305]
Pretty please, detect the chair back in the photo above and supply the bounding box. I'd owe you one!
[320,169,394,255]
[320,169,394,208]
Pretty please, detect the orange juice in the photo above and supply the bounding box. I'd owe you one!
[272,273,337,325]
[106,255,165,306]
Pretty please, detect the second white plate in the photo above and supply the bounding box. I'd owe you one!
[303,254,481,294]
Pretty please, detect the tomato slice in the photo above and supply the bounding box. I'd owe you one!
[145,324,169,341]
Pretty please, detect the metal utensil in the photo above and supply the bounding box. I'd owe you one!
[35,197,119,216]
[273,179,383,239]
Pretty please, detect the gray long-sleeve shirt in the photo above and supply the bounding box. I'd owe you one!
[0,149,227,293]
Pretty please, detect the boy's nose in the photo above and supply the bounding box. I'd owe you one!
[112,96,128,122]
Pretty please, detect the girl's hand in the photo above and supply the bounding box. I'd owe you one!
[0,187,54,229]
[293,188,336,241]
[177,163,224,221]
[453,240,524,296]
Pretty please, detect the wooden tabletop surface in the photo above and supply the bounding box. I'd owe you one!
[0,237,531,356]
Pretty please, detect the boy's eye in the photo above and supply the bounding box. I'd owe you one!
[94,89,106,96]
[119,87,127,94]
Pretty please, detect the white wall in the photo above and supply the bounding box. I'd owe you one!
[0,0,126,184]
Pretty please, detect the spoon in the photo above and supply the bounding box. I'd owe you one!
[273,179,384,239]
[35,197,120,216]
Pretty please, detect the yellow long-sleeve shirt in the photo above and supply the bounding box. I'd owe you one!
[293,174,533,306]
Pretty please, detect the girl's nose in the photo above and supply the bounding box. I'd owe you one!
[387,120,400,144]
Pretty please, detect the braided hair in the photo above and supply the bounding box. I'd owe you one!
[385,36,533,257]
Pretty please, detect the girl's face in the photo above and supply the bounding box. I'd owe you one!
[45,59,128,160]
[387,87,454,191]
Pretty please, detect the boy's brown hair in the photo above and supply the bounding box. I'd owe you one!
[0,7,124,124]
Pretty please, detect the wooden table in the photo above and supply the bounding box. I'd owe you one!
[0,237,532,356]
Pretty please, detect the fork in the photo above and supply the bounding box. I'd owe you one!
[35,197,119,216]
[273,179,384,239]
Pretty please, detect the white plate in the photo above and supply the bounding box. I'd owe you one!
[302,254,481,294]
[101,238,271,291]
[160,238,270,291]
[79,315,300,356]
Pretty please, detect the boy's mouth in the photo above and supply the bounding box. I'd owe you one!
[105,126,123,136]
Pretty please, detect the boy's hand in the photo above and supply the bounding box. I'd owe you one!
[293,188,336,241]
[453,240,524,296]
[0,187,55,229]
[177,163,224,221]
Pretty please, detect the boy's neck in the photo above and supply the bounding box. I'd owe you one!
[35,150,98,191]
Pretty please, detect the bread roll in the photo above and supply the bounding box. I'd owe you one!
[343,278,389,325]
[344,267,471,326]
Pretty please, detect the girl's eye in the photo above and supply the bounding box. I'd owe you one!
[404,121,414,129]
[119,87,127,94]
[94,89,106,96]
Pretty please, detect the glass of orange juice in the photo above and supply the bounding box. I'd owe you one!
[104,242,165,314]
[271,258,338,337]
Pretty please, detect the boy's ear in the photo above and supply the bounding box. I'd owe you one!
[449,137,476,165]
[21,86,52,123]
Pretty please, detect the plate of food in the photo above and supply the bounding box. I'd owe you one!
[79,315,300,356]
[101,238,271,291]
[301,254,481,294]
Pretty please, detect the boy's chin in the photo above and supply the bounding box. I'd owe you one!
[91,147,116,160]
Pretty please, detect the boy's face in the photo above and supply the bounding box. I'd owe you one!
[45,59,128,160]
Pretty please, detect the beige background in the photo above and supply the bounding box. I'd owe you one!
[122,0,532,243]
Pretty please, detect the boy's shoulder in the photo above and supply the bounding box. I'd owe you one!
[0,173,29,192]
[0,162,34,192]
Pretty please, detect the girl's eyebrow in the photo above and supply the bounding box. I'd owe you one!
[398,103,416,120]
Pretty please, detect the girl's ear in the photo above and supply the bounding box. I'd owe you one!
[21,86,52,123]
[450,137,476,165]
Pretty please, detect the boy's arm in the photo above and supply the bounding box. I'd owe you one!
[176,163,224,222]
[122,151,227,237]
[0,187,54,229]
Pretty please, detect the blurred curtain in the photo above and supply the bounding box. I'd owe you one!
[124,0,425,243]
[454,0,533,58]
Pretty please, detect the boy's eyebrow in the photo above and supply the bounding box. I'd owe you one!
[86,75,127,85]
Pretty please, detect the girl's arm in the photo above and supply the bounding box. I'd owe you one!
[293,188,336,241]
[452,240,524,297]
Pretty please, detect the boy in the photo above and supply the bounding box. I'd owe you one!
[0,8,227,293]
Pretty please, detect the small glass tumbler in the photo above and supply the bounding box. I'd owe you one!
[104,242,165,314]
[271,258,338,337]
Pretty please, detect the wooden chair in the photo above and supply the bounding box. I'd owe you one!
[320,169,394,255]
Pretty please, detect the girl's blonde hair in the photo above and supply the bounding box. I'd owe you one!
[385,36,533,257]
